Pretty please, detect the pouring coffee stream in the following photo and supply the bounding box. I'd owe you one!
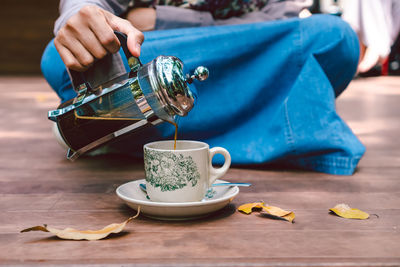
[48,31,209,159]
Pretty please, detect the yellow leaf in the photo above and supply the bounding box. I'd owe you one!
[261,205,295,223]
[238,202,295,223]
[21,207,140,240]
[330,203,369,220]
[282,212,296,223]
[238,202,265,214]
[262,206,292,217]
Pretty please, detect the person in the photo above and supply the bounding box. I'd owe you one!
[41,0,365,175]
[342,0,400,75]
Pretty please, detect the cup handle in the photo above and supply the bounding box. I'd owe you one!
[208,147,231,186]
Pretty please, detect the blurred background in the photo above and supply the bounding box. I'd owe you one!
[0,0,398,76]
[0,0,58,75]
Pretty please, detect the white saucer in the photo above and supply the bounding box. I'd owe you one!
[116,179,239,220]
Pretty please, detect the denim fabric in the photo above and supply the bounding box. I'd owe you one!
[41,40,77,103]
[41,14,365,175]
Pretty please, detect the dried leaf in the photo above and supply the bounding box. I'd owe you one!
[238,202,265,214]
[261,205,295,223]
[238,202,295,223]
[330,203,369,220]
[21,207,140,240]
[21,225,49,233]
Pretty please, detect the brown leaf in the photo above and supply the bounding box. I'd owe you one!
[20,207,140,240]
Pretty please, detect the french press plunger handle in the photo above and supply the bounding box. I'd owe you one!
[68,31,142,92]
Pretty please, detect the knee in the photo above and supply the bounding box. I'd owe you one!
[325,15,359,69]
[305,14,359,61]
[41,40,76,102]
[41,40,58,81]
[41,39,68,91]
[302,15,360,95]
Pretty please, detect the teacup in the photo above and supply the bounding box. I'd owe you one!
[143,140,231,202]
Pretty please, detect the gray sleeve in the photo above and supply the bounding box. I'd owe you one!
[54,0,131,35]
[216,0,311,26]
[155,5,215,30]
[154,0,312,30]
[53,0,131,89]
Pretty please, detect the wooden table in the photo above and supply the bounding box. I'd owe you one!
[1,77,399,266]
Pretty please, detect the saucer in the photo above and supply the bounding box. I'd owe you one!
[116,179,239,220]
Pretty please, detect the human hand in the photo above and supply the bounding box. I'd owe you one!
[54,5,144,71]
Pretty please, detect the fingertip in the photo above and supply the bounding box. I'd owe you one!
[127,34,142,57]
[135,42,141,57]
[128,45,140,58]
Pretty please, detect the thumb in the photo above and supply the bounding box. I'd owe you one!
[104,11,144,57]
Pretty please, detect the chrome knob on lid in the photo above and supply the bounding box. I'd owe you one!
[186,66,210,84]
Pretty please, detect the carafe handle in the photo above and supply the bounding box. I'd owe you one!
[68,31,142,92]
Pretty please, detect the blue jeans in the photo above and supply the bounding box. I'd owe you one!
[41,15,365,175]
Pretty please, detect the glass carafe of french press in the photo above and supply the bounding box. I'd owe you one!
[48,31,209,161]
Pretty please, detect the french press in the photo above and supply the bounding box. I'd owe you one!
[48,31,209,161]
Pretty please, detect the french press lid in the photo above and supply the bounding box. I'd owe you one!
[138,55,209,118]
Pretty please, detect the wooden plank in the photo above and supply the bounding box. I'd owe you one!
[2,192,400,212]
[1,206,397,232]
[1,231,399,263]
[1,172,400,194]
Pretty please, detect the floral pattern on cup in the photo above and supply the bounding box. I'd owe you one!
[144,150,200,192]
